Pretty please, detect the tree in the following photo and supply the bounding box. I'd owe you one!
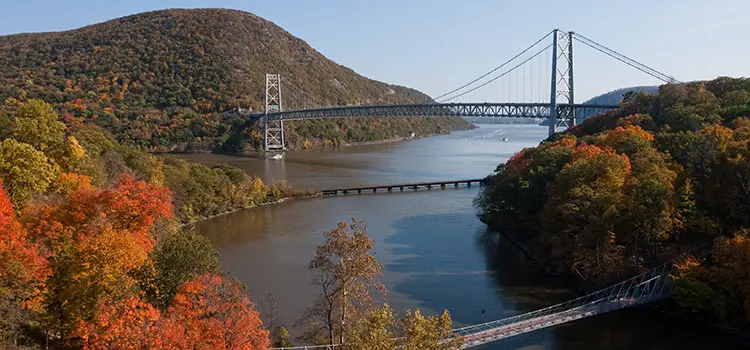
[61,135,87,172]
[271,327,293,348]
[11,99,66,154]
[73,297,161,350]
[347,304,462,350]
[21,174,173,337]
[301,219,385,345]
[0,180,48,346]
[0,138,60,208]
[166,273,269,349]
[400,309,462,350]
[347,304,397,350]
[152,232,222,307]
[542,147,632,279]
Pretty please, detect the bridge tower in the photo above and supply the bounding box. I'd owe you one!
[548,30,575,136]
[264,73,285,152]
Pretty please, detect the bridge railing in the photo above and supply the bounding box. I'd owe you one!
[451,261,676,339]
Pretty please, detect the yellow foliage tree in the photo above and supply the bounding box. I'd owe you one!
[0,138,60,208]
[12,99,66,154]
[400,309,462,350]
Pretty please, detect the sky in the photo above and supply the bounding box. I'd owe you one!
[1,0,747,102]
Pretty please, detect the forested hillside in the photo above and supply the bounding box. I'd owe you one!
[477,77,750,328]
[0,8,469,152]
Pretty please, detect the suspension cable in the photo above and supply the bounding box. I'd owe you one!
[431,30,554,102]
[573,32,679,84]
[439,44,552,103]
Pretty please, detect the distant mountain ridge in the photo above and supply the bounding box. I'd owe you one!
[0,8,469,152]
[583,86,659,105]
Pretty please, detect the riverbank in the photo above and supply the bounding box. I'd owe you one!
[180,189,321,228]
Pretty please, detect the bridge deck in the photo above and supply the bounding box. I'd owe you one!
[250,102,619,121]
[321,179,485,196]
[458,297,643,348]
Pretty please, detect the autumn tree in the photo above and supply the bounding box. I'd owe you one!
[347,304,397,350]
[0,138,60,207]
[151,231,222,307]
[74,297,161,350]
[11,99,66,154]
[347,304,462,350]
[271,327,293,348]
[400,309,462,350]
[0,180,48,346]
[21,174,172,337]
[301,219,385,345]
[542,147,632,279]
[475,137,578,230]
[165,273,270,349]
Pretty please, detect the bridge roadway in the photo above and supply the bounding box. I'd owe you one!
[457,297,642,348]
[251,102,619,121]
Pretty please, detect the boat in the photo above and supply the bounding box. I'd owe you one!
[268,153,284,160]
[502,137,509,142]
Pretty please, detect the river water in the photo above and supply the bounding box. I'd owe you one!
[182,124,746,349]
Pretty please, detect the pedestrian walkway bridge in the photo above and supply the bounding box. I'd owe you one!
[270,261,676,349]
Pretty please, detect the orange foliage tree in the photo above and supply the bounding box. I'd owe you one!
[0,179,49,343]
[75,274,270,350]
[20,174,173,337]
[74,297,161,350]
[166,273,270,350]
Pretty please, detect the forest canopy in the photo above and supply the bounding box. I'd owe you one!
[476,76,750,328]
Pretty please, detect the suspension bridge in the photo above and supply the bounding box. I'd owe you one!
[270,260,677,349]
[253,29,678,151]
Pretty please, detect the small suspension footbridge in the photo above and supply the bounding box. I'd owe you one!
[270,260,678,349]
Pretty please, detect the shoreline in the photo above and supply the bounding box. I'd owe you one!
[179,192,321,228]
[157,126,477,156]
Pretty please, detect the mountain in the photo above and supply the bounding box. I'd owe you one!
[563,85,660,123]
[0,8,469,152]
[583,86,659,105]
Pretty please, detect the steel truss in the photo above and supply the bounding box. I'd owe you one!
[264,74,285,151]
[259,103,617,124]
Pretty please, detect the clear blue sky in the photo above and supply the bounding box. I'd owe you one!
[1,0,747,101]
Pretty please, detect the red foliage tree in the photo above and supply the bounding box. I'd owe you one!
[74,297,160,350]
[166,274,270,350]
[504,150,531,173]
[19,174,173,336]
[0,179,48,311]
[25,173,172,254]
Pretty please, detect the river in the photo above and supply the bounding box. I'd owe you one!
[182,124,746,349]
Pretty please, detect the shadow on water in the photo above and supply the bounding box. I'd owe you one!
[385,213,749,350]
[384,213,572,349]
